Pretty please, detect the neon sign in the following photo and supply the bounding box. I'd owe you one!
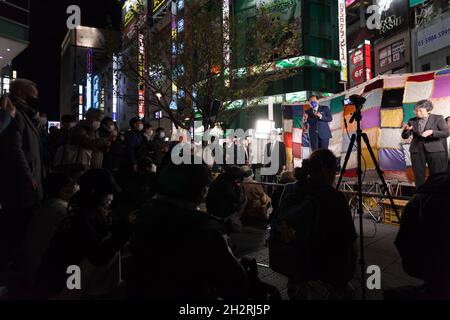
[138,33,146,119]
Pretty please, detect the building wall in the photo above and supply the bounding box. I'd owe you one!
[412,10,450,72]
[374,29,411,75]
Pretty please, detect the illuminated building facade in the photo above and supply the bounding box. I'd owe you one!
[60,26,120,121]
[0,0,29,93]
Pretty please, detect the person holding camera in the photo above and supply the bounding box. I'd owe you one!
[402,100,449,188]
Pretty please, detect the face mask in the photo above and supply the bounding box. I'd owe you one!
[160,132,165,138]
[26,97,40,109]
[73,184,80,193]
[39,117,48,126]
[91,121,101,130]
[137,124,144,131]
[68,122,77,129]
[151,164,157,173]
[310,101,318,108]
[108,125,116,132]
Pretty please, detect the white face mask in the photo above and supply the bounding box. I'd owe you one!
[91,121,101,130]
[68,122,77,129]
[109,125,116,132]
[160,132,166,138]
[138,124,144,131]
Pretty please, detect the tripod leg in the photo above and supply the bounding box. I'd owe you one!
[337,134,356,190]
[361,133,400,221]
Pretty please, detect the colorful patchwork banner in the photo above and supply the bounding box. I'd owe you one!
[381,108,403,128]
[281,68,450,183]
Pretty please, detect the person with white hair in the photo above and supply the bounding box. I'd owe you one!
[402,99,449,188]
[0,79,45,267]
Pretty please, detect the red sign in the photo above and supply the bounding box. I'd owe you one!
[349,41,372,88]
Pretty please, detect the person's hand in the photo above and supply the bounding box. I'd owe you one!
[404,124,413,131]
[313,111,322,119]
[422,130,433,138]
[1,95,16,118]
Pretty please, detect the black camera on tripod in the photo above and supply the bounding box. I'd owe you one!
[342,95,367,107]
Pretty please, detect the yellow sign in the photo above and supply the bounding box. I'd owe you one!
[123,0,141,27]
[153,0,168,13]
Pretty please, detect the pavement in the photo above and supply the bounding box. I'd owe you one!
[236,217,424,300]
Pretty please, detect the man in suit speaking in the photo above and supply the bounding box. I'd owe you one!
[305,95,333,151]
[402,100,449,188]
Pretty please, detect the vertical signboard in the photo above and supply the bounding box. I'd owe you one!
[86,48,93,111]
[138,33,146,119]
[338,0,348,83]
[349,41,372,88]
[112,54,119,122]
[93,74,100,109]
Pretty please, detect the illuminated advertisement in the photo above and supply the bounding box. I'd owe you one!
[376,0,409,38]
[346,0,357,7]
[113,54,119,121]
[138,33,146,119]
[123,0,142,27]
[93,74,100,109]
[86,48,93,110]
[255,0,302,57]
[338,0,348,83]
[79,85,83,120]
[153,0,168,13]
[349,41,372,87]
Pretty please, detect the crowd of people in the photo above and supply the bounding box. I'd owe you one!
[0,79,449,300]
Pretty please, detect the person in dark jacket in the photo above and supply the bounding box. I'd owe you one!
[0,79,45,267]
[36,169,129,299]
[402,100,449,188]
[305,95,333,151]
[128,163,249,299]
[124,117,145,173]
[395,173,450,299]
[206,166,247,232]
[152,127,168,166]
[141,124,156,162]
[275,150,356,300]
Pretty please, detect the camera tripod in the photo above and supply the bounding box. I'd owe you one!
[336,104,399,300]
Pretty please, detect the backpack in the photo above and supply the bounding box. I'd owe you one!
[268,187,321,280]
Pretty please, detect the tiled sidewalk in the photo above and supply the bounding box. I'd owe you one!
[241,218,424,300]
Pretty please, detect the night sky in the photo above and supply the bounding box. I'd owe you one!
[13,0,122,120]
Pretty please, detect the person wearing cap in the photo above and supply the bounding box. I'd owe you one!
[128,163,249,299]
[124,117,145,173]
[35,169,130,299]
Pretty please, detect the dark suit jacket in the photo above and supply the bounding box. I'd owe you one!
[402,114,449,153]
[264,141,287,174]
[306,105,333,140]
